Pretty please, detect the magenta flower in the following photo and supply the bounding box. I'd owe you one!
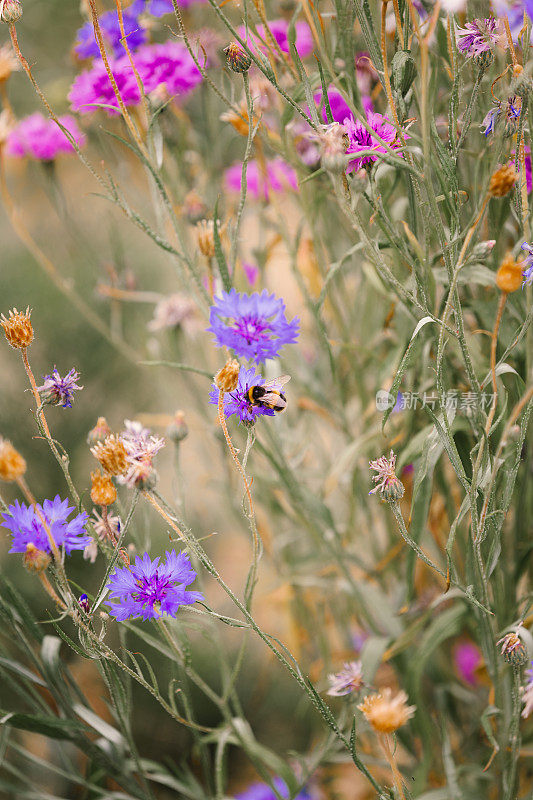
[313,87,372,125]
[237,19,313,58]
[343,111,403,173]
[6,113,86,160]
[455,17,503,58]
[69,41,202,115]
[224,158,298,200]
[453,641,482,685]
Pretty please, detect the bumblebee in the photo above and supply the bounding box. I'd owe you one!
[247,375,291,413]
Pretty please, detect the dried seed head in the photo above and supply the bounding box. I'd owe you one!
[90,470,117,506]
[87,416,112,446]
[0,0,23,23]
[1,306,33,349]
[166,410,189,443]
[23,543,52,574]
[91,434,128,476]
[358,688,416,733]
[489,164,517,198]
[195,219,216,258]
[214,358,240,393]
[0,437,26,482]
[224,42,252,74]
[220,103,258,136]
[497,627,528,665]
[496,253,523,294]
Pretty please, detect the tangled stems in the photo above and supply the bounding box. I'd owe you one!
[144,488,383,794]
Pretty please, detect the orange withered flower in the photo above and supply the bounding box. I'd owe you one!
[358,688,416,733]
[90,470,117,506]
[90,435,128,476]
[214,358,240,393]
[489,164,517,198]
[1,306,33,349]
[0,437,26,482]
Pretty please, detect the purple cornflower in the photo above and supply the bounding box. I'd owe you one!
[224,158,298,200]
[6,113,86,160]
[69,41,202,115]
[210,366,281,423]
[327,660,364,697]
[343,111,403,173]
[521,242,533,286]
[512,145,532,193]
[208,289,299,363]
[237,778,312,800]
[74,0,147,60]
[521,662,533,719]
[482,103,501,137]
[37,367,83,408]
[493,1,533,41]
[455,17,503,58]
[1,496,90,555]
[106,550,203,621]
[237,19,314,59]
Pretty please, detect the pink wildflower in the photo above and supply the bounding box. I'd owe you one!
[6,113,86,160]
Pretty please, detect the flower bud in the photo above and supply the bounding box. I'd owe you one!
[473,50,494,70]
[470,240,496,261]
[0,0,23,23]
[497,628,528,666]
[489,164,517,197]
[214,358,240,392]
[23,543,51,573]
[224,42,252,74]
[0,437,26,482]
[166,410,188,443]
[90,470,117,506]
[0,306,33,349]
[382,476,405,501]
[391,50,417,97]
[496,253,523,293]
[87,416,112,446]
[79,593,91,613]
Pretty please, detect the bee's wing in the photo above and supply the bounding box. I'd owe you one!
[261,391,287,407]
[262,375,291,389]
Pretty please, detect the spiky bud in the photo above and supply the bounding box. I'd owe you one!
[382,476,405,501]
[497,628,528,666]
[214,358,240,393]
[0,306,33,349]
[0,0,23,23]
[87,416,112,446]
[90,434,128,476]
[90,470,117,506]
[489,164,517,198]
[79,594,91,613]
[496,253,523,294]
[23,543,51,573]
[224,42,252,74]
[0,437,26,482]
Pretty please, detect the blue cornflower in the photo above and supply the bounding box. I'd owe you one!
[210,365,280,423]
[482,103,501,137]
[75,0,147,60]
[1,496,90,554]
[106,550,203,621]
[208,289,299,364]
[237,778,312,800]
[37,367,83,408]
[521,242,533,286]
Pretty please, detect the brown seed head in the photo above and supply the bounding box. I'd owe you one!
[358,688,416,733]
[1,306,33,349]
[91,435,128,476]
[496,253,523,293]
[0,437,26,482]
[489,164,517,198]
[87,416,112,445]
[195,219,216,258]
[214,358,240,393]
[224,42,252,74]
[90,470,117,506]
[23,543,52,574]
